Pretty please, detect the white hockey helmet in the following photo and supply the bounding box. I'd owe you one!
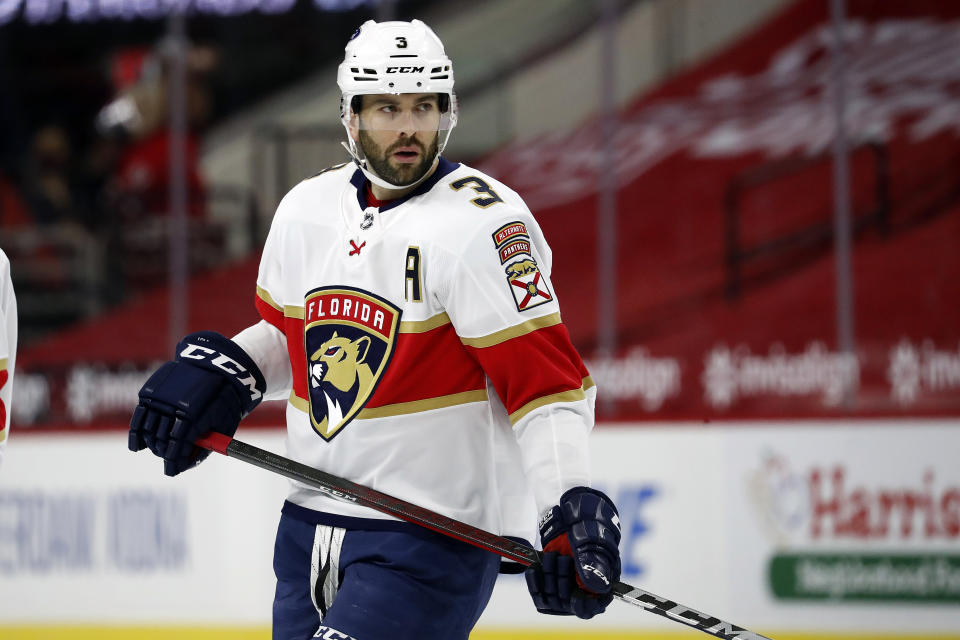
[337,19,458,189]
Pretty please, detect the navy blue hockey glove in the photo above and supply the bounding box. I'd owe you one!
[525,487,621,619]
[129,331,265,477]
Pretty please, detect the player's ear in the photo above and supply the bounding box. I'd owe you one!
[348,115,360,142]
[347,96,362,142]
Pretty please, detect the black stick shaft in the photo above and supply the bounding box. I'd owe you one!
[196,433,774,640]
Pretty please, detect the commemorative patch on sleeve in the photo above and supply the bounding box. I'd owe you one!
[492,221,528,247]
[491,221,553,312]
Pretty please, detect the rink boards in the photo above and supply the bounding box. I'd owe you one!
[1,420,959,639]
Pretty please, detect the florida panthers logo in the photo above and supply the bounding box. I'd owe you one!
[309,332,374,428]
[304,286,401,440]
[505,258,553,311]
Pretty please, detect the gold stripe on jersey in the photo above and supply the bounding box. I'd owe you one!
[256,286,283,312]
[289,391,308,413]
[508,376,594,425]
[288,388,488,418]
[459,312,562,349]
[0,358,6,370]
[399,312,450,333]
[357,389,488,419]
[284,305,305,319]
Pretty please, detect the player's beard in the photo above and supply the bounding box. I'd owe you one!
[359,130,439,187]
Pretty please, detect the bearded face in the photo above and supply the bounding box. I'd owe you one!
[349,93,445,187]
[358,128,439,187]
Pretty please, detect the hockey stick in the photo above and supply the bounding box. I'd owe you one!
[196,432,774,640]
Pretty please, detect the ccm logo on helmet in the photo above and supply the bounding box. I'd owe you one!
[386,66,425,73]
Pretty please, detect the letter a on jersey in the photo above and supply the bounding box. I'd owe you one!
[303,286,401,440]
[505,258,553,312]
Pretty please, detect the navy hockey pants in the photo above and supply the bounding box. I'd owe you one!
[272,505,501,640]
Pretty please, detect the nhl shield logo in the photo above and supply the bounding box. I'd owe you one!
[303,286,401,440]
[505,258,553,312]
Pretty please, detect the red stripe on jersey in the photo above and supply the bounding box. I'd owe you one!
[285,318,485,407]
[463,323,588,416]
[286,316,308,399]
[256,294,285,332]
[257,293,308,393]
[259,296,583,417]
[365,323,485,408]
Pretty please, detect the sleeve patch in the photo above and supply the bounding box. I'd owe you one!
[505,259,553,311]
[499,239,531,264]
[490,221,552,312]
[492,221,529,248]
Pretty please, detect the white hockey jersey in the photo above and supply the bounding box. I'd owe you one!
[235,158,595,541]
[0,249,17,468]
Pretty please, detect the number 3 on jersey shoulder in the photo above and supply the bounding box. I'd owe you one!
[451,176,503,209]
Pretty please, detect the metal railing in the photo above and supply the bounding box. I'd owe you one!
[4,184,260,343]
[0,224,104,342]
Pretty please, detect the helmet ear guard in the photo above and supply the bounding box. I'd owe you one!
[337,19,457,190]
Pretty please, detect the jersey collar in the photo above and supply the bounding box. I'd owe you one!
[351,157,461,212]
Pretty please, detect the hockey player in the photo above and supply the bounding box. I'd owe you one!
[129,19,620,640]
[0,248,16,469]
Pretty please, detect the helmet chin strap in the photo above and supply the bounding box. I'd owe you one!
[340,140,439,191]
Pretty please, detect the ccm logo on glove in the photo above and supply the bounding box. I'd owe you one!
[526,486,622,619]
[581,563,610,587]
[129,331,266,477]
[180,343,263,403]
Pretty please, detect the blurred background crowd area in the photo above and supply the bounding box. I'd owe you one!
[0,0,436,336]
[1,0,959,428]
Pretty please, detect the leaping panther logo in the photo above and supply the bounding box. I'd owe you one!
[303,287,401,440]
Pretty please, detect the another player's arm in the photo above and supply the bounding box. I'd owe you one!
[0,250,15,469]
[0,327,10,467]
